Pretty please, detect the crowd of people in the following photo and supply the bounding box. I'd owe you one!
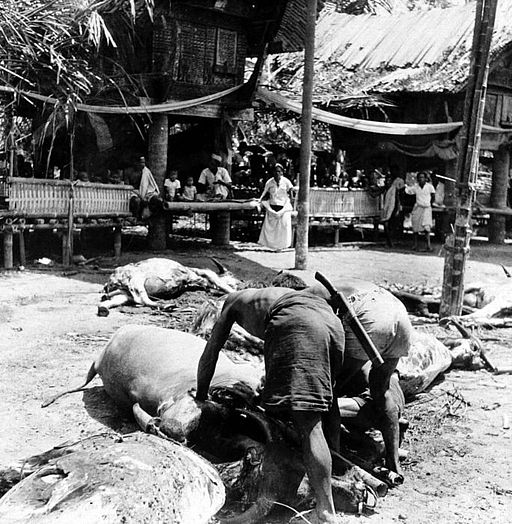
[2,140,449,252]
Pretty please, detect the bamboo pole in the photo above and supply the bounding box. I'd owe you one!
[295,0,317,270]
[440,0,498,317]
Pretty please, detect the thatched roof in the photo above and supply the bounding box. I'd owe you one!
[267,0,512,99]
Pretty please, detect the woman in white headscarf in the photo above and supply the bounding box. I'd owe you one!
[258,163,295,250]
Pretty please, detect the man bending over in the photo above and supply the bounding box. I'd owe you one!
[196,278,412,480]
[198,291,345,524]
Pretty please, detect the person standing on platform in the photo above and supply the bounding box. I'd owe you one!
[258,163,294,250]
[405,171,436,251]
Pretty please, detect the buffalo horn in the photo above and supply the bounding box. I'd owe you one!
[211,257,227,274]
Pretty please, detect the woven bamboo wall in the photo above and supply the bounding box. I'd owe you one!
[6,178,133,218]
[308,188,382,218]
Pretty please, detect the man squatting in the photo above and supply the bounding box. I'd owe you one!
[196,279,412,524]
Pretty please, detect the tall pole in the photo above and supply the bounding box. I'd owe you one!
[64,106,75,267]
[440,0,498,317]
[295,0,317,270]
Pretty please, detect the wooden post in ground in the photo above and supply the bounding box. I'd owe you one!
[3,226,13,269]
[295,0,317,270]
[114,225,122,258]
[440,0,498,317]
[18,228,26,267]
[64,113,75,267]
[488,145,510,244]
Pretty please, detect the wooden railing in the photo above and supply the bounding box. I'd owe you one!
[295,187,382,221]
[1,177,133,218]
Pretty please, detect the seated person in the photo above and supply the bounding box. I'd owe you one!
[198,153,232,200]
[124,156,161,219]
[181,176,197,201]
[164,170,181,202]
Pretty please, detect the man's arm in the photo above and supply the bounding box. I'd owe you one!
[368,358,402,477]
[196,306,236,401]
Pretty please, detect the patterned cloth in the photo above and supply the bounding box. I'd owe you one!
[262,292,345,412]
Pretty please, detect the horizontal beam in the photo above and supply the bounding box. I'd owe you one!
[164,200,260,212]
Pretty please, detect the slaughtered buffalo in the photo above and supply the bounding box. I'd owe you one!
[0,432,225,524]
[98,257,241,316]
[42,325,373,523]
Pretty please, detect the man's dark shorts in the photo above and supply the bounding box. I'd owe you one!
[262,292,345,413]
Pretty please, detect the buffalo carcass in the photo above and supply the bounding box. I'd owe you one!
[43,325,372,523]
[98,257,241,316]
[0,433,225,524]
[460,278,512,325]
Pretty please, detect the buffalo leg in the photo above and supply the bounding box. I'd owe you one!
[98,292,132,316]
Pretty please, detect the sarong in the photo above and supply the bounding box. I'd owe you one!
[410,204,433,232]
[258,200,293,250]
[262,292,344,412]
[343,288,412,361]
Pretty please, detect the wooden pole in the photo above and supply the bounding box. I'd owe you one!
[3,226,13,269]
[440,0,498,317]
[294,0,317,270]
[18,229,26,267]
[64,107,75,267]
[488,145,510,244]
[147,114,168,251]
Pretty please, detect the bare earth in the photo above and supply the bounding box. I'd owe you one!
[1,238,511,523]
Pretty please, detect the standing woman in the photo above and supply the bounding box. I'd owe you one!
[258,163,295,250]
[380,172,405,247]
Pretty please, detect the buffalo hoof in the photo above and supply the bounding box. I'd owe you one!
[97,305,110,317]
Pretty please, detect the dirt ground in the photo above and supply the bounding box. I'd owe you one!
[1,236,511,523]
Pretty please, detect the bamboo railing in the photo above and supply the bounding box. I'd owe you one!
[2,178,133,218]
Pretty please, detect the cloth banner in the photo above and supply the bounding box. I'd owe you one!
[377,139,458,160]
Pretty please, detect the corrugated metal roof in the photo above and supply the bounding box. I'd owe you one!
[270,0,512,95]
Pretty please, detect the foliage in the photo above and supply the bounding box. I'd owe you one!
[0,0,153,100]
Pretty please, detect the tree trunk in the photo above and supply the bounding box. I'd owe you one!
[295,0,317,270]
[488,145,510,244]
[147,115,168,251]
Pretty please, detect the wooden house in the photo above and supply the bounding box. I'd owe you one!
[1,0,324,264]
[263,0,512,242]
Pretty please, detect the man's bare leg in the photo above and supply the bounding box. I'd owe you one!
[293,411,338,524]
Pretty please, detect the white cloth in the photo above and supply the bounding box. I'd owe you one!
[405,182,435,207]
[434,182,445,206]
[164,178,181,199]
[139,166,160,200]
[261,176,294,206]
[411,204,433,232]
[258,200,293,250]
[198,167,232,199]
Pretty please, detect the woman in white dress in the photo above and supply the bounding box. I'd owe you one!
[258,163,294,250]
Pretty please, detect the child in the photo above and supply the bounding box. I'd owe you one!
[164,170,181,202]
[181,176,197,201]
